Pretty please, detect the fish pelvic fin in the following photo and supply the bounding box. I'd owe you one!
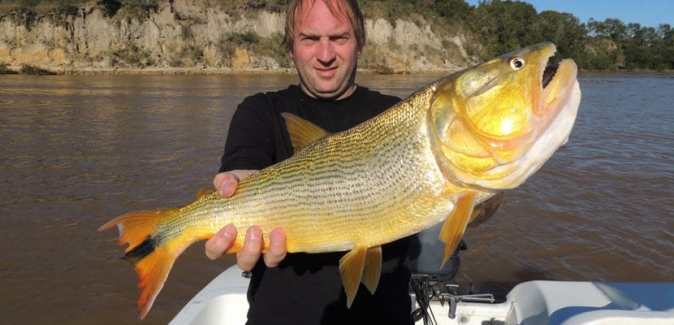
[281,113,331,154]
[339,246,383,308]
[362,246,382,294]
[439,192,476,267]
[98,209,183,320]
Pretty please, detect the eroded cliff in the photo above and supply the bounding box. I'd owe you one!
[0,0,478,74]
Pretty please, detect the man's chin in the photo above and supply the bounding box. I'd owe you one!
[315,86,354,100]
[303,83,341,99]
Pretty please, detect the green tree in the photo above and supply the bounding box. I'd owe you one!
[468,0,540,58]
[534,11,587,64]
[435,0,472,21]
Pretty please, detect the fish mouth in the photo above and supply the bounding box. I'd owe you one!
[539,55,578,119]
[542,64,558,89]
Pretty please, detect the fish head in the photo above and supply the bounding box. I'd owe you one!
[429,42,581,189]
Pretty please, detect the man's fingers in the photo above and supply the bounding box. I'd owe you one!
[237,226,263,271]
[213,170,259,198]
[205,224,237,260]
[206,224,287,271]
[213,172,239,198]
[263,228,287,268]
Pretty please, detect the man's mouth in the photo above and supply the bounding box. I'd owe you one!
[315,67,337,78]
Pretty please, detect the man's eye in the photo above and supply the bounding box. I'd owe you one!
[332,37,348,44]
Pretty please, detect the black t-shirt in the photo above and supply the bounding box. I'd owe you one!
[219,84,414,325]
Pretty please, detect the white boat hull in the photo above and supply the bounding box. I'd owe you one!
[170,266,674,325]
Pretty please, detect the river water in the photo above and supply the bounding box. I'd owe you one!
[1,72,672,324]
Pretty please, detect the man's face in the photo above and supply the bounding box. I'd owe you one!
[291,0,360,100]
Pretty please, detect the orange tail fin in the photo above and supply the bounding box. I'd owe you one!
[98,210,180,320]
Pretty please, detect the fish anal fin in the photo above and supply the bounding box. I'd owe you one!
[281,112,331,154]
[195,189,217,200]
[339,246,367,308]
[439,192,476,267]
[362,246,382,295]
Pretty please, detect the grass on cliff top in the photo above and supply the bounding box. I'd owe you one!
[0,0,88,10]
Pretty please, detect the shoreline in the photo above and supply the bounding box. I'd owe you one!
[3,63,671,76]
[0,64,458,76]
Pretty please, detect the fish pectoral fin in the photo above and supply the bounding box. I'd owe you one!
[468,191,504,227]
[362,246,382,295]
[339,246,383,308]
[281,113,331,154]
[439,192,476,267]
[195,189,217,200]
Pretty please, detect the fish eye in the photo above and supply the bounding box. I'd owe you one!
[510,57,525,70]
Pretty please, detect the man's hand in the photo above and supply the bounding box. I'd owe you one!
[206,170,287,271]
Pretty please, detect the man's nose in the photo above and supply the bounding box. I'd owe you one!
[316,40,336,66]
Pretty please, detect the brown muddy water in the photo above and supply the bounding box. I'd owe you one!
[1,72,672,324]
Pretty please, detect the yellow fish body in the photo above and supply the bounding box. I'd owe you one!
[100,42,581,319]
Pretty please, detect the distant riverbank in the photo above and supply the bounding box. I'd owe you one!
[5,61,669,76]
[0,63,456,76]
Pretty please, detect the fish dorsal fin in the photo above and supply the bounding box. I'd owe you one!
[281,113,331,154]
[439,192,476,267]
[339,246,383,308]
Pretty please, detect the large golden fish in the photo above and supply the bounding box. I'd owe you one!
[100,42,580,319]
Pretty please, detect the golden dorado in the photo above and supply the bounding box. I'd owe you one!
[100,42,581,319]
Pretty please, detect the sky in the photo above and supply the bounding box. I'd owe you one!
[464,0,673,28]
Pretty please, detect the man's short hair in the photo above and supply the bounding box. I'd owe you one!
[282,0,366,53]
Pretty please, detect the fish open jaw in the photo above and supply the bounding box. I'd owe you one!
[542,64,558,89]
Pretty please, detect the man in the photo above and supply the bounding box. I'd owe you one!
[205,0,414,324]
